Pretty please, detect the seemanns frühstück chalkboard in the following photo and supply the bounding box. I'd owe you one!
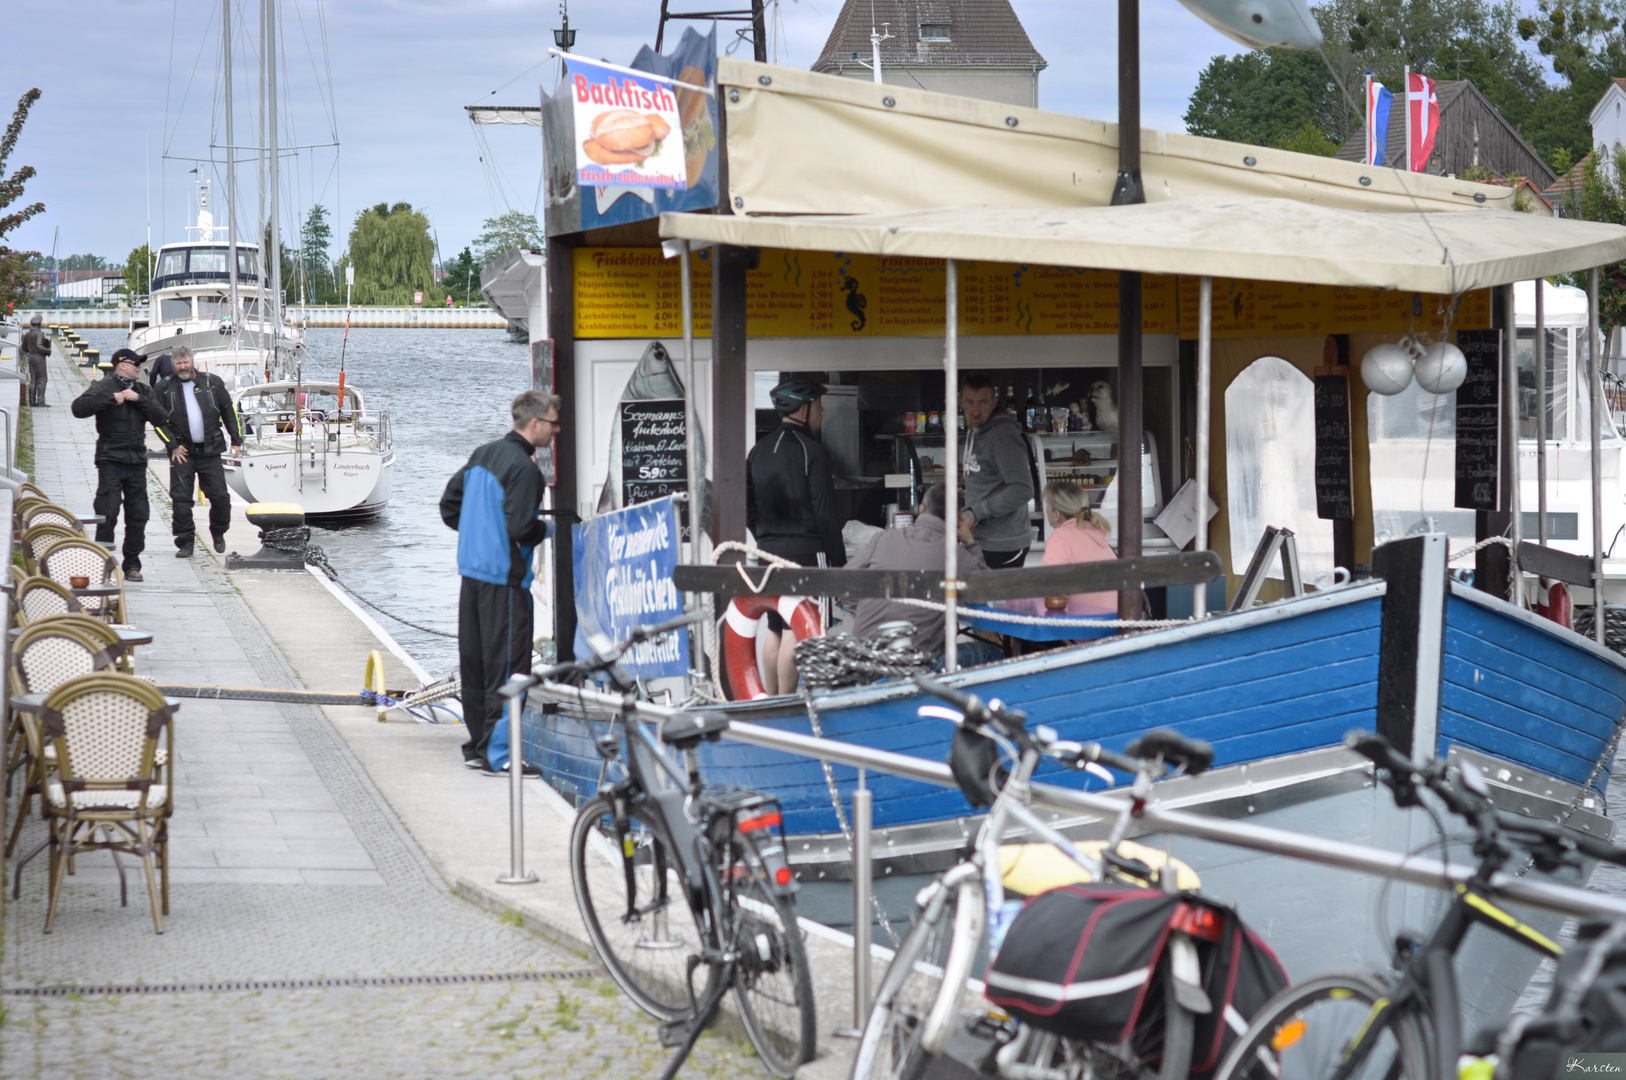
[621,400,687,507]
[1314,374,1353,520]
[1454,329,1501,511]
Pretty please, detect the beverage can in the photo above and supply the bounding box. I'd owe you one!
[904,411,917,434]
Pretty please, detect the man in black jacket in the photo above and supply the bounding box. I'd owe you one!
[70,349,173,581]
[153,346,242,557]
[439,390,558,773]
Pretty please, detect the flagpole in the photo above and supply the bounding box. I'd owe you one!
[1404,65,1411,173]
[1364,72,1371,166]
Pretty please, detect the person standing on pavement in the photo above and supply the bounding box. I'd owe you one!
[439,390,557,774]
[958,371,1035,569]
[152,346,241,558]
[70,348,173,582]
[20,314,50,407]
[746,376,846,694]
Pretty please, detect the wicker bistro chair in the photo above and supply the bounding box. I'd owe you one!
[20,523,85,575]
[5,623,125,876]
[14,575,85,627]
[40,673,175,933]
[37,537,127,624]
[20,503,87,539]
[18,481,46,502]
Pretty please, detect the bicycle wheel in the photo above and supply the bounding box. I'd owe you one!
[1212,971,1429,1080]
[716,820,816,1077]
[1127,957,1195,1080]
[570,794,710,1021]
[850,875,977,1080]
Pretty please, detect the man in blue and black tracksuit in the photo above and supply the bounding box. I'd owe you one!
[440,390,559,773]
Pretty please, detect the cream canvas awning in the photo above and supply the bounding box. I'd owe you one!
[660,196,1626,295]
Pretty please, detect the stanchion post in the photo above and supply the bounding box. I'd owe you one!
[496,673,539,885]
[835,767,873,1037]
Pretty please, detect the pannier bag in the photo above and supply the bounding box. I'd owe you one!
[984,882,1287,1076]
[1489,918,1626,1077]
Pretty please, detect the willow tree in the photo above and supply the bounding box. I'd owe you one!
[347,202,442,305]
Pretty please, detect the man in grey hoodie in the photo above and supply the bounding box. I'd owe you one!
[958,372,1035,568]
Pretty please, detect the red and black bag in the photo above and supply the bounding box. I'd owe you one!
[983,882,1289,1075]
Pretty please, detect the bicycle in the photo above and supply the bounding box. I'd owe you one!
[1212,729,1626,1080]
[533,613,817,1079]
[852,674,1236,1080]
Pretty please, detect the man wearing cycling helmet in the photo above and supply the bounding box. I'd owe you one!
[746,375,846,693]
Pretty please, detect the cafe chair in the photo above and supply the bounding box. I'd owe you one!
[20,523,84,575]
[19,502,87,539]
[37,537,127,624]
[33,614,141,675]
[5,622,125,880]
[17,481,46,502]
[13,575,85,627]
[40,672,175,934]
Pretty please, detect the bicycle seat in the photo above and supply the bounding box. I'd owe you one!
[1125,729,1215,776]
[660,711,730,750]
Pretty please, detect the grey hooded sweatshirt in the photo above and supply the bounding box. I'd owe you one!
[961,412,1034,551]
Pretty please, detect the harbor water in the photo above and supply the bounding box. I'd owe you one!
[61,325,1626,1021]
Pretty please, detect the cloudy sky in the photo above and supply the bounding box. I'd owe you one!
[0,0,1448,264]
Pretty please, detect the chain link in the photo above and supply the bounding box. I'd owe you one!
[289,531,459,640]
[794,628,934,690]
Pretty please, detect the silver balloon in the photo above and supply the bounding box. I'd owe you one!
[1361,342,1414,396]
[1176,0,1323,51]
[1414,341,1468,395]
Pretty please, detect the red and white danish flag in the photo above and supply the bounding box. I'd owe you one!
[1407,72,1440,172]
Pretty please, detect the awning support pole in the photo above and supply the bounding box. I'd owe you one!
[1536,280,1548,547]
[1591,267,1605,645]
[1193,276,1212,618]
[944,259,960,672]
[679,240,703,688]
[1506,284,1524,607]
[1112,0,1144,621]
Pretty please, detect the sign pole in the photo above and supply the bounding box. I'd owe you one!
[1194,276,1212,617]
[1591,267,1605,645]
[943,259,960,671]
[1536,280,1548,547]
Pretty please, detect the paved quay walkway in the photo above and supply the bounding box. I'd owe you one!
[1,348,774,1079]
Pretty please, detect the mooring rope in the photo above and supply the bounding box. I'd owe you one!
[292,534,458,639]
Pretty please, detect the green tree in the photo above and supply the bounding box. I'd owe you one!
[1556,146,1626,341]
[57,253,110,271]
[473,210,542,265]
[0,88,44,314]
[1185,48,1351,148]
[299,204,336,303]
[260,222,297,296]
[123,244,152,300]
[445,246,479,305]
[348,202,442,305]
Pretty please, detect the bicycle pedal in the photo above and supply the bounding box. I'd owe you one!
[658,1019,691,1049]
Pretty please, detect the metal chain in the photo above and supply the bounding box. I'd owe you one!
[296,535,459,639]
[800,688,901,947]
[794,631,934,690]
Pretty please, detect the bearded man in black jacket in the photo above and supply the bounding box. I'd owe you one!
[70,349,173,581]
[152,345,242,557]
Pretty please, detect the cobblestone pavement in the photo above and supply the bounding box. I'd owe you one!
[1,348,771,1078]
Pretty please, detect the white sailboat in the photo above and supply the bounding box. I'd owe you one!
[224,379,394,518]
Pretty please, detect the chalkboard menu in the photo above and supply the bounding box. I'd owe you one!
[1314,374,1353,520]
[1454,329,1502,510]
[621,400,687,506]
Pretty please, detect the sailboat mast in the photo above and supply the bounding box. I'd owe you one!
[266,0,283,344]
[224,0,239,350]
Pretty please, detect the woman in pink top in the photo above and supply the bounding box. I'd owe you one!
[1039,480,1118,616]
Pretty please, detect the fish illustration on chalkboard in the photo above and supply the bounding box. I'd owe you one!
[843,277,867,331]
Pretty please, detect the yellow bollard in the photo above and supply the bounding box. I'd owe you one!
[364,650,388,723]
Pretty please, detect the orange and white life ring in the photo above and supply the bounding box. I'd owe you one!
[722,595,823,700]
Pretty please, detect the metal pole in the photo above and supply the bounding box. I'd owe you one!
[497,675,539,885]
[1112,0,1145,622]
[943,260,960,671]
[1591,267,1606,645]
[1506,286,1523,607]
[266,0,283,345]
[1404,65,1412,174]
[1193,276,1212,618]
[1537,280,1548,546]
[679,240,703,692]
[223,0,239,354]
[852,767,878,1027]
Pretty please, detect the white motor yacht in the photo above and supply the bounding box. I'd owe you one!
[224,380,394,519]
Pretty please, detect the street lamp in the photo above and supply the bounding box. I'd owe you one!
[552,1,575,49]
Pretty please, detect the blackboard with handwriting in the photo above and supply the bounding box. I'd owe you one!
[1314,374,1353,520]
[621,400,687,506]
[1454,329,1501,510]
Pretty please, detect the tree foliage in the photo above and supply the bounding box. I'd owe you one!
[1184,0,1585,168]
[348,202,442,305]
[474,210,543,265]
[123,244,152,300]
[0,88,44,313]
[57,253,111,271]
[1554,146,1626,339]
[445,246,479,305]
[298,204,337,303]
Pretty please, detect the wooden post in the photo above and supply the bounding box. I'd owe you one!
[711,245,751,554]
[1111,0,1144,621]
[547,234,578,652]
[1477,288,1512,598]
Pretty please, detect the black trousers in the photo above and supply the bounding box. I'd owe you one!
[982,546,1030,569]
[458,577,534,765]
[26,354,46,406]
[170,450,231,548]
[93,461,149,572]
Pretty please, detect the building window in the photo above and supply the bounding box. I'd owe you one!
[919,23,950,40]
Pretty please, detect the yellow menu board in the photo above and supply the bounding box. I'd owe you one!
[575,248,1492,340]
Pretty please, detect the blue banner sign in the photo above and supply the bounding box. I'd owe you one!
[572,495,689,679]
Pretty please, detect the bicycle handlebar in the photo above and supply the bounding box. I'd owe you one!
[914,675,1028,733]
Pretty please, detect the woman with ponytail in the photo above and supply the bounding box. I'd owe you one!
[1035,480,1119,616]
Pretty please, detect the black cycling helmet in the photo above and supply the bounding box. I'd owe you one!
[770,376,827,416]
